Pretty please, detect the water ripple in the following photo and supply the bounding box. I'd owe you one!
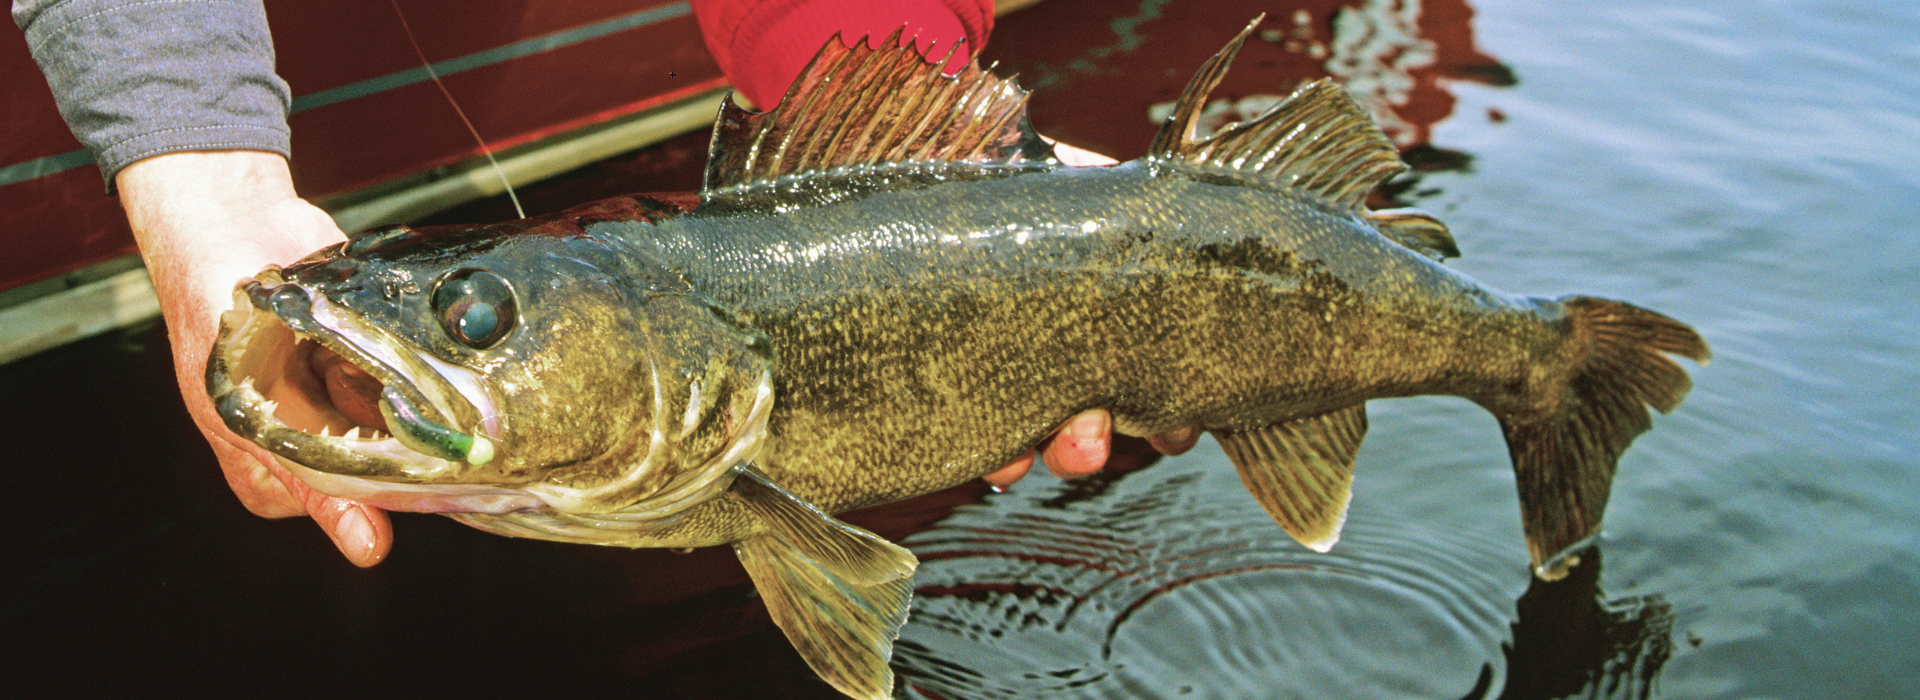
[893,457,1521,699]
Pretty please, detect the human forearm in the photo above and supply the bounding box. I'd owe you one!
[17,0,291,187]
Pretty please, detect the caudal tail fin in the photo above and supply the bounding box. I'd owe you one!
[1500,296,1710,581]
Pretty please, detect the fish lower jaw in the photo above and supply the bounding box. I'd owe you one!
[274,457,544,513]
[221,379,466,478]
[315,423,391,442]
[238,378,530,510]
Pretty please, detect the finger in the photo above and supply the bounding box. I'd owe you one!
[297,483,395,567]
[266,459,394,567]
[310,496,395,568]
[1042,409,1111,478]
[204,387,397,566]
[1042,138,1119,167]
[1146,425,1203,456]
[982,451,1035,489]
[208,438,304,519]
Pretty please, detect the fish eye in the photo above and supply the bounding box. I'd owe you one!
[432,269,517,349]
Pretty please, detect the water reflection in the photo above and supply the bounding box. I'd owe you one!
[891,445,1674,699]
[1500,548,1674,700]
[985,0,1513,161]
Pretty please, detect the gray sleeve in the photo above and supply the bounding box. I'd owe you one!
[14,0,292,188]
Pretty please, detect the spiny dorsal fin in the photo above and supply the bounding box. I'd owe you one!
[704,28,1056,194]
[728,465,916,585]
[1148,17,1407,210]
[735,533,913,700]
[1369,208,1461,260]
[1212,404,1368,551]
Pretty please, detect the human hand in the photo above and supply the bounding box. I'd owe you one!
[1050,141,1113,167]
[118,151,393,566]
[981,141,1204,488]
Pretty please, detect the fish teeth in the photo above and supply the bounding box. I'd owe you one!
[319,426,333,438]
[346,426,363,440]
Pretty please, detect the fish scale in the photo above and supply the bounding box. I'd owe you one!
[601,166,1504,517]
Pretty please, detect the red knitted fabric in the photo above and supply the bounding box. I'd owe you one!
[690,0,993,108]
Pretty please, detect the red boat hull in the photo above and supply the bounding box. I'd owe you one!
[1,0,722,293]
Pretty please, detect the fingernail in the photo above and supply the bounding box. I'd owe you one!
[333,507,374,561]
[1069,411,1109,442]
[982,453,1033,491]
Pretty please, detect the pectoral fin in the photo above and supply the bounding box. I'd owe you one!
[735,534,914,700]
[727,467,919,698]
[1212,404,1368,551]
[728,465,917,584]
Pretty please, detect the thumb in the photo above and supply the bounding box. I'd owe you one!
[270,459,395,567]
[309,496,395,567]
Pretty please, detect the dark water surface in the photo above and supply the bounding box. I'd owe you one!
[5,0,1917,697]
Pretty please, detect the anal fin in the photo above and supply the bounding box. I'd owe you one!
[735,534,913,700]
[1212,404,1368,551]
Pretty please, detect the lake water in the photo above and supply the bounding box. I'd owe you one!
[4,0,1916,697]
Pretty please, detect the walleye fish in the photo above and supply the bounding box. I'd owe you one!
[207,20,1707,699]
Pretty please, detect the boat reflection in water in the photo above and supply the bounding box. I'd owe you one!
[987,0,1513,180]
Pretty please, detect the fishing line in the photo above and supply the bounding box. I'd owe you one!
[387,0,526,219]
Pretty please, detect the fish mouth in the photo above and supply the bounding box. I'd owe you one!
[206,267,538,513]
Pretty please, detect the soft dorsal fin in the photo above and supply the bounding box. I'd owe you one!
[703,29,1056,194]
[1369,208,1461,260]
[1148,18,1407,210]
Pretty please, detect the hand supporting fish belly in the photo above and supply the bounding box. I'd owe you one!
[206,19,1708,700]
